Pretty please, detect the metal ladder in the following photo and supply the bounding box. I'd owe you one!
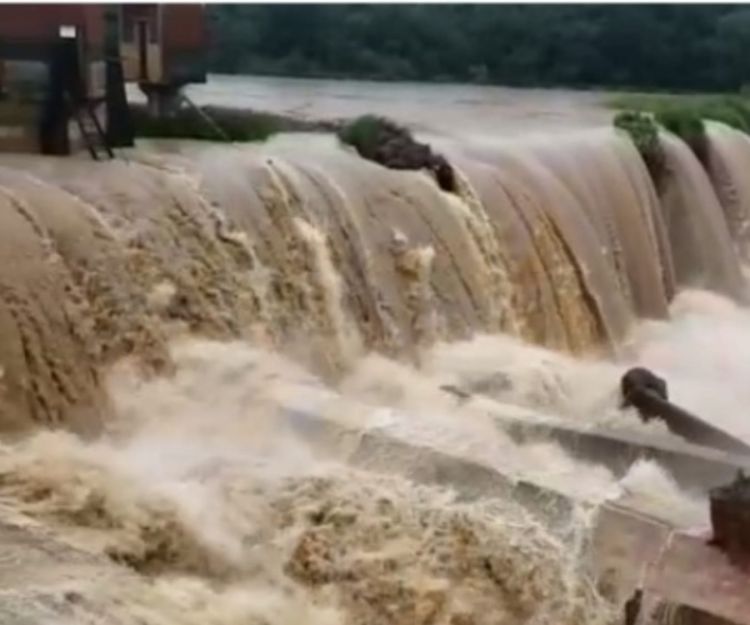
[72,99,114,161]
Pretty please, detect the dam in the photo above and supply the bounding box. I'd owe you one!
[1,16,750,625]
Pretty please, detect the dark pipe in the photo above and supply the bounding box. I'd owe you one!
[621,367,750,457]
[620,366,669,413]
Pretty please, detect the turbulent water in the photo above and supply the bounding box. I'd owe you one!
[0,94,749,623]
[130,74,613,139]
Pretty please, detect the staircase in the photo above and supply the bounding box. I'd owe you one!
[72,100,114,161]
[40,36,116,160]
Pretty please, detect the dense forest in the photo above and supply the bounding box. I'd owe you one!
[207,5,750,92]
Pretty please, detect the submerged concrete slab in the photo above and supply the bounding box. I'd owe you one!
[656,605,741,625]
[590,503,672,601]
[645,530,750,624]
[284,406,750,625]
[589,501,750,624]
[286,406,578,526]
[0,400,746,625]
[282,381,750,494]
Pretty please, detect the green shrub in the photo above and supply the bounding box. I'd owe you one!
[336,114,457,192]
[655,108,703,142]
[614,110,666,185]
[606,92,750,133]
[702,97,750,131]
[614,110,658,153]
[131,104,283,143]
[337,114,392,158]
[654,107,707,161]
[607,95,750,163]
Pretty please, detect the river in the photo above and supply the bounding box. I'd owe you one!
[131,73,612,138]
[1,75,748,624]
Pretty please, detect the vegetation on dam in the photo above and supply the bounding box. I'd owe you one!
[207,5,750,92]
[337,115,456,192]
[608,93,750,133]
[612,105,710,171]
[131,103,340,143]
[609,94,750,165]
[613,111,666,183]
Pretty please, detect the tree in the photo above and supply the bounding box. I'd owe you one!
[205,5,749,92]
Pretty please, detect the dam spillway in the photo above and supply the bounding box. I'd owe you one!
[0,116,749,624]
[1,123,747,430]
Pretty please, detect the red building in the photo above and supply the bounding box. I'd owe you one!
[0,3,207,155]
[119,4,207,88]
[0,5,106,69]
[0,5,108,152]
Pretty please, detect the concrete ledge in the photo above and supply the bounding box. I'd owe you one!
[286,407,578,526]
[646,530,750,624]
[0,402,746,624]
[590,503,672,601]
[285,406,750,625]
[655,604,742,625]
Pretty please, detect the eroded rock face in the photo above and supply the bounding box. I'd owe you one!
[709,471,750,570]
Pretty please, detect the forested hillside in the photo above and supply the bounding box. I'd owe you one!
[207,5,750,91]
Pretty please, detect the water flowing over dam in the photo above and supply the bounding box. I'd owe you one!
[0,113,750,624]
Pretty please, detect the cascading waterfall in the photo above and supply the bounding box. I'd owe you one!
[0,118,748,624]
[656,130,746,301]
[704,121,750,260]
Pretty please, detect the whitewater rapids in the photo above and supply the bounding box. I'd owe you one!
[0,121,749,623]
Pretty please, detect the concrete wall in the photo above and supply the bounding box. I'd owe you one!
[0,99,38,153]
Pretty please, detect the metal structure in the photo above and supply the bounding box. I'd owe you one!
[119,4,207,116]
[283,393,750,625]
[0,4,108,154]
[0,3,207,156]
